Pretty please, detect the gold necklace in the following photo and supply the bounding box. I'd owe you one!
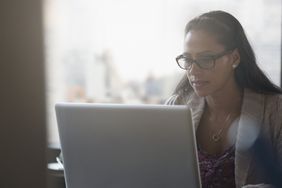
[211,113,232,142]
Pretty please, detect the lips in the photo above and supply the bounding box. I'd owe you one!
[191,80,209,87]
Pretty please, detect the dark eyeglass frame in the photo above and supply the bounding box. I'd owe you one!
[175,49,234,70]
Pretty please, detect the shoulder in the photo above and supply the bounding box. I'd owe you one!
[164,95,180,105]
[264,93,282,114]
[164,94,190,105]
[165,90,201,106]
[265,93,282,103]
[262,93,282,142]
[243,89,282,113]
[263,94,282,170]
[240,89,282,137]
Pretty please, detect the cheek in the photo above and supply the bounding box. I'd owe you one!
[186,72,192,82]
[210,66,234,87]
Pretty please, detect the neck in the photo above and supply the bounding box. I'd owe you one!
[205,84,243,117]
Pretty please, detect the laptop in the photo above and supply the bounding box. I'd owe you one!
[56,103,201,188]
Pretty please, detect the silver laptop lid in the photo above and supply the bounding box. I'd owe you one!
[56,103,201,188]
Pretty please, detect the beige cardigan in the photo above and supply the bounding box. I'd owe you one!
[166,89,282,188]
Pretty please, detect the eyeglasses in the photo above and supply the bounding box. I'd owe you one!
[175,49,233,70]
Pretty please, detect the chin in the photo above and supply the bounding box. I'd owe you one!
[193,88,210,97]
[194,91,207,97]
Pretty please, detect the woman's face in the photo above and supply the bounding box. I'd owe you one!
[184,29,239,97]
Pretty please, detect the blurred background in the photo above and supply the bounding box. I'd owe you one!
[44,0,282,146]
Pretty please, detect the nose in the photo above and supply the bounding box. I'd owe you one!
[188,61,202,75]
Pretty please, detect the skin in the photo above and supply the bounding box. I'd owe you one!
[184,29,243,155]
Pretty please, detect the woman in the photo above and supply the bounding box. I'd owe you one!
[166,11,282,188]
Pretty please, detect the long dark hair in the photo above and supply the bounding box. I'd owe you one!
[174,10,282,96]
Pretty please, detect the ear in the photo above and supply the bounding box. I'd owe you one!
[231,48,240,67]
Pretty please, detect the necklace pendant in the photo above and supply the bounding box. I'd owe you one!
[212,134,221,142]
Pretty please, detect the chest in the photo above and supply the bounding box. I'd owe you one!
[196,117,238,155]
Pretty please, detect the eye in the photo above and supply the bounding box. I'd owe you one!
[196,57,214,68]
[183,56,193,61]
[197,56,213,63]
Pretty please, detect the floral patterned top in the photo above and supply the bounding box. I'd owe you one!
[198,145,236,188]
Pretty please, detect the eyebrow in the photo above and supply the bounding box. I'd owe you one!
[183,50,215,57]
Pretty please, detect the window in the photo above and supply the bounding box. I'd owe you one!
[44,0,281,145]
